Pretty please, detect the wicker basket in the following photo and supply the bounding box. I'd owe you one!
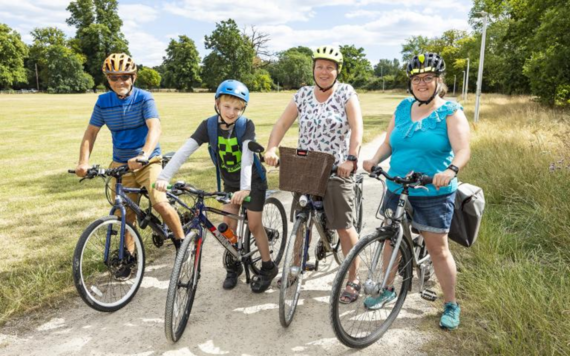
[278,147,335,197]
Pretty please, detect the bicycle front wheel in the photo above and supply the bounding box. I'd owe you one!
[73,216,145,312]
[165,231,203,343]
[279,217,308,327]
[329,230,412,348]
[245,196,288,274]
[353,175,364,233]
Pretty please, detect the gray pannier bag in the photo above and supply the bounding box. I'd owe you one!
[448,182,485,247]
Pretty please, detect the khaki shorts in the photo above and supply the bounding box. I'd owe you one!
[109,157,168,221]
[292,176,355,230]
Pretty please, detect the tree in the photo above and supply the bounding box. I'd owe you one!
[201,19,255,91]
[162,35,201,91]
[28,27,70,90]
[66,0,129,88]
[44,45,94,93]
[0,24,28,89]
[243,69,272,92]
[339,45,373,88]
[401,36,430,63]
[268,48,313,89]
[137,67,161,89]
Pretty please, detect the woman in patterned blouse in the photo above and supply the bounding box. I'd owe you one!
[265,45,364,304]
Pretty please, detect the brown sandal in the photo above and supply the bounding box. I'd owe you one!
[339,281,361,304]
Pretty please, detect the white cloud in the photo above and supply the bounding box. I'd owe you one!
[346,10,382,19]
[118,4,166,67]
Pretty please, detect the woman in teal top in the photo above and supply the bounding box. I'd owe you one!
[363,53,471,330]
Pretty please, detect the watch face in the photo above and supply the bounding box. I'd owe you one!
[347,155,357,162]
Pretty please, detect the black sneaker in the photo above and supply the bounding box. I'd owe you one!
[251,262,279,293]
[114,250,136,281]
[222,262,243,290]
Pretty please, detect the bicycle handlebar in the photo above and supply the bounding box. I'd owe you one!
[370,166,433,187]
[151,182,251,203]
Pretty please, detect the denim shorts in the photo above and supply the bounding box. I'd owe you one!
[382,190,456,234]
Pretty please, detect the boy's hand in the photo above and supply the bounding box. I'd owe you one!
[75,163,90,177]
[264,148,279,167]
[231,190,250,205]
[154,179,169,192]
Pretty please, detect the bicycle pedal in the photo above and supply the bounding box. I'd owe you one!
[304,262,317,271]
[420,289,437,301]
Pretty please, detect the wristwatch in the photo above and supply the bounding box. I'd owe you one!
[447,164,459,177]
[347,155,358,172]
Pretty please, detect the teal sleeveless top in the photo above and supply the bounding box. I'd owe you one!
[387,97,462,197]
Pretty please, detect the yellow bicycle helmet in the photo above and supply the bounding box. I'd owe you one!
[102,53,137,74]
[312,45,343,73]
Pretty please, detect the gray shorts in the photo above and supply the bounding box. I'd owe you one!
[292,176,355,230]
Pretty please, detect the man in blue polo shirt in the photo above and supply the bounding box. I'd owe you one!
[75,53,183,279]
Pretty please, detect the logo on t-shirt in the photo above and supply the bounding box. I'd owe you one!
[217,136,241,172]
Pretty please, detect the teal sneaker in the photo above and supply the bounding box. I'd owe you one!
[440,302,461,330]
[363,287,397,310]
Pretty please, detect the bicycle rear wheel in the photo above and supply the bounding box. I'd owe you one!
[329,230,413,348]
[279,217,308,327]
[245,196,288,274]
[165,231,202,343]
[73,216,145,312]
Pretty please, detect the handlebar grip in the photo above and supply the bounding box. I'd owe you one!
[68,169,76,174]
[228,193,251,203]
[151,182,172,189]
[420,175,433,186]
[136,158,150,165]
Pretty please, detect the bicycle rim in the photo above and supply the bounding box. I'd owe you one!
[329,231,412,348]
[165,232,201,342]
[279,218,307,327]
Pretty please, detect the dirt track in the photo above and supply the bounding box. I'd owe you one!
[0,135,441,356]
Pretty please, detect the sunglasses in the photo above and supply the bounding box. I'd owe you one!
[107,75,133,82]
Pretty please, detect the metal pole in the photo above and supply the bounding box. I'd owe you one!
[453,74,457,96]
[462,70,466,101]
[381,65,385,92]
[474,12,489,123]
[35,63,39,91]
[465,58,470,101]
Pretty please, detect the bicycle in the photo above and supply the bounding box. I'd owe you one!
[278,168,365,327]
[68,156,187,313]
[163,183,288,343]
[329,166,436,348]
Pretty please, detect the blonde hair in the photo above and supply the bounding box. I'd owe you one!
[438,76,448,98]
[218,94,246,110]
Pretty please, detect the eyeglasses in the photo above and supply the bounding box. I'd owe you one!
[107,75,132,82]
[411,75,436,85]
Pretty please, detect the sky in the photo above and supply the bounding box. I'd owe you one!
[0,0,474,68]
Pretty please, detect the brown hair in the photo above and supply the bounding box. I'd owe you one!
[438,75,448,98]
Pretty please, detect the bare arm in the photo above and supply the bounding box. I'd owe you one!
[75,124,101,177]
[362,115,395,172]
[433,109,471,189]
[338,95,363,177]
[264,99,298,166]
[129,118,161,170]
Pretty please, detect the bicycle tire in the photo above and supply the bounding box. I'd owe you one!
[329,230,413,348]
[73,216,145,312]
[165,231,202,343]
[279,217,308,327]
[245,196,288,274]
[353,178,364,233]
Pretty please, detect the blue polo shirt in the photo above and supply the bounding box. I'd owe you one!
[89,87,161,163]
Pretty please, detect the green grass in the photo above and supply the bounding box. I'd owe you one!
[423,95,570,355]
[0,91,400,324]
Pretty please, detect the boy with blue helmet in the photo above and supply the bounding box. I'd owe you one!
[155,80,278,293]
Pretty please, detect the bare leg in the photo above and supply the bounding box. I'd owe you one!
[247,210,271,262]
[154,202,184,240]
[422,231,457,303]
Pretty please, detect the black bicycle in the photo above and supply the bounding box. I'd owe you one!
[163,181,287,342]
[68,155,188,312]
[329,166,436,348]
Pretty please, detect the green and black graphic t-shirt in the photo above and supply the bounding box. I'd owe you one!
[191,118,267,190]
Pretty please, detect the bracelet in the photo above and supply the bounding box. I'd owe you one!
[447,164,459,176]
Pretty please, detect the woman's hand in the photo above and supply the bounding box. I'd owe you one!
[433,170,456,190]
[264,148,279,167]
[337,161,354,178]
[154,179,169,192]
[362,159,377,173]
[231,190,250,205]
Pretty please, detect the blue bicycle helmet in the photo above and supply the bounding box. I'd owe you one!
[215,80,250,104]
